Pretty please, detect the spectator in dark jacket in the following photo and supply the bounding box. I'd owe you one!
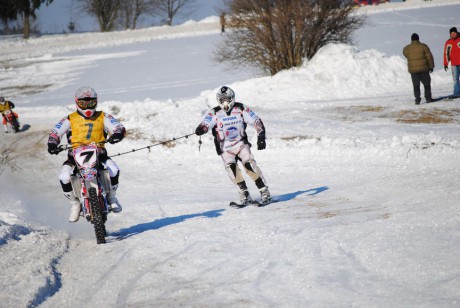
[403,33,434,105]
[220,13,226,33]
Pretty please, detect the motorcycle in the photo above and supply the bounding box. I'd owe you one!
[58,142,112,244]
[3,109,20,133]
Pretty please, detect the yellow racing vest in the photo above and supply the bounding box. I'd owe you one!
[69,111,105,148]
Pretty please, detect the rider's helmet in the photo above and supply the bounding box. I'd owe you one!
[75,86,98,118]
[216,86,235,111]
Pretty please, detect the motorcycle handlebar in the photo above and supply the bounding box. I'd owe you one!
[56,141,107,153]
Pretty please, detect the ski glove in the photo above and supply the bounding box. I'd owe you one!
[108,133,124,144]
[445,66,449,71]
[257,138,266,150]
[195,124,208,136]
[48,143,59,155]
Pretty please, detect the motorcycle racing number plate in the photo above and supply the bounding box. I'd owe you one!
[73,144,98,181]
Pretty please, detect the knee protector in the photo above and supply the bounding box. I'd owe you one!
[243,159,264,182]
[225,162,244,184]
[58,164,74,185]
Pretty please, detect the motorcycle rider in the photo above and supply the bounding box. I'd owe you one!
[195,86,271,205]
[0,96,17,133]
[47,86,126,222]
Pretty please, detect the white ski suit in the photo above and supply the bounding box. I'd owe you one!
[196,102,268,192]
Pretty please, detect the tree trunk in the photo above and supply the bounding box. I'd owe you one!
[23,10,30,39]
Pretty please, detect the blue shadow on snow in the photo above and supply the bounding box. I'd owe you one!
[273,186,329,203]
[111,209,225,241]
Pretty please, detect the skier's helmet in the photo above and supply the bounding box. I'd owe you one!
[216,86,235,111]
[75,86,98,118]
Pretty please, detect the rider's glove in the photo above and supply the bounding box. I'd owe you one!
[48,143,59,155]
[195,124,208,136]
[257,137,266,150]
[444,66,449,71]
[108,132,124,144]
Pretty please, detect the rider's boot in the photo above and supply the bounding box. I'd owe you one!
[64,192,81,222]
[239,189,252,205]
[106,184,122,213]
[260,186,272,204]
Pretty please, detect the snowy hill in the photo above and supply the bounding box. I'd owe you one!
[1,1,460,307]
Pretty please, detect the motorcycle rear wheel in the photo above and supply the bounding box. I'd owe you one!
[11,118,20,133]
[89,187,106,244]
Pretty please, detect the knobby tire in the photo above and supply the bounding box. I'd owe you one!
[12,118,19,133]
[89,187,106,244]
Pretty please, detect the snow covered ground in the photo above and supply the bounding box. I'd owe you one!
[1,1,460,307]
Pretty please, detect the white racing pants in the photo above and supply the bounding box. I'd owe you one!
[220,144,267,188]
[59,159,120,190]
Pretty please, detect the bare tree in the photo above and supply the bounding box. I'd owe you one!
[215,0,365,75]
[152,0,196,26]
[119,0,155,30]
[78,0,120,32]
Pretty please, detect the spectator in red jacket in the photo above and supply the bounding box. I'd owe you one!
[443,27,460,97]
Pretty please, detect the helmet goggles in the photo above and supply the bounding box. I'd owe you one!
[76,98,97,110]
[219,97,233,105]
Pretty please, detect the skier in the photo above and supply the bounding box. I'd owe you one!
[195,86,271,206]
[0,96,17,133]
[47,86,126,222]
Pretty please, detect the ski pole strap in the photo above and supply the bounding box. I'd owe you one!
[110,133,196,157]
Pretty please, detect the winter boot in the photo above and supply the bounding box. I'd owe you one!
[239,189,252,205]
[106,184,122,213]
[64,192,81,222]
[260,186,272,204]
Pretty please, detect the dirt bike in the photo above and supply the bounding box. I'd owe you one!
[3,109,20,133]
[58,142,112,244]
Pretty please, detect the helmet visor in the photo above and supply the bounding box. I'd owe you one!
[76,98,97,110]
[219,97,233,110]
[219,97,232,104]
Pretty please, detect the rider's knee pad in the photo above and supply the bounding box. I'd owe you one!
[58,164,74,184]
[243,159,257,173]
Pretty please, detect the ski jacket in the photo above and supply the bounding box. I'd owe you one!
[48,111,125,149]
[2,111,18,125]
[403,41,434,74]
[0,101,15,115]
[197,102,265,155]
[444,35,460,66]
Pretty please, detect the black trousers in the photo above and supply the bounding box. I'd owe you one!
[410,71,432,103]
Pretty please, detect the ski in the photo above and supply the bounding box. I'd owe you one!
[229,201,259,208]
[255,198,279,207]
[229,198,279,208]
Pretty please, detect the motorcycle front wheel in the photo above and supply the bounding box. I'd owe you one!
[89,187,106,244]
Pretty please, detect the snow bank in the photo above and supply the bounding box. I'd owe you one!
[199,43,450,104]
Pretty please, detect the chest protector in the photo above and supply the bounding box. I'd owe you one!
[69,111,105,148]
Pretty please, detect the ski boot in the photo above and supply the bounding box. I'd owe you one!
[239,189,253,205]
[260,186,272,204]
